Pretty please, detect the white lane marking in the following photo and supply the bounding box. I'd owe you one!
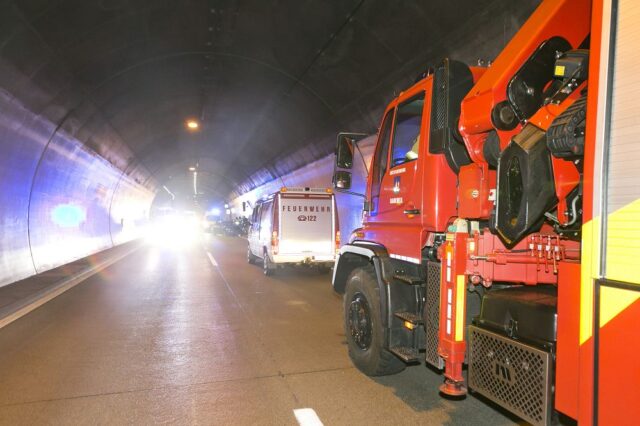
[294,408,323,426]
[206,251,218,267]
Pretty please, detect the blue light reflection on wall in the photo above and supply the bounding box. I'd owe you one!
[0,94,155,287]
[51,204,87,228]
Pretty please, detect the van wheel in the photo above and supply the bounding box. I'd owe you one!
[247,246,257,264]
[263,250,275,276]
[344,266,405,376]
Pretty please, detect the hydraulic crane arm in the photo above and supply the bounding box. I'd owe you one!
[458,0,591,163]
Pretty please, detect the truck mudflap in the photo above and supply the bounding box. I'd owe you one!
[332,242,393,293]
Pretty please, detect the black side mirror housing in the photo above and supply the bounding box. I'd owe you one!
[333,132,367,196]
[335,133,367,169]
[333,171,352,190]
[336,135,354,169]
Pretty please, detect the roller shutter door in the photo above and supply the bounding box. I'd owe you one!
[604,0,640,286]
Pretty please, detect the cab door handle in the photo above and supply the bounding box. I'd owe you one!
[403,209,420,215]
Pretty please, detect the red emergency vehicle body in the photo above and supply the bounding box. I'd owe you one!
[332,0,640,424]
[576,0,640,424]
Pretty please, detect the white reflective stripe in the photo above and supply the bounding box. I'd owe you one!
[294,408,324,426]
[331,253,340,284]
[389,253,421,264]
[446,288,453,336]
[282,187,330,194]
[339,245,375,259]
[339,246,421,264]
[206,252,218,267]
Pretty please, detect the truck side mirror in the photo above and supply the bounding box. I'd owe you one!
[333,171,352,190]
[336,133,367,169]
[336,134,355,169]
[334,132,367,196]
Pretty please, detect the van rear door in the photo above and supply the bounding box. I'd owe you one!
[278,192,334,258]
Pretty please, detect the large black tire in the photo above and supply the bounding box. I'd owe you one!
[263,249,275,276]
[343,266,405,376]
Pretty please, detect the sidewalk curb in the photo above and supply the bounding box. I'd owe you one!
[0,243,142,329]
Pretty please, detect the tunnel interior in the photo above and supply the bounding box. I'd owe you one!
[0,0,539,286]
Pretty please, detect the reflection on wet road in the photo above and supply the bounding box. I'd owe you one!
[0,235,517,425]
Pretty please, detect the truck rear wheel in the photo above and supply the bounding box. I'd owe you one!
[344,266,405,376]
[263,249,275,276]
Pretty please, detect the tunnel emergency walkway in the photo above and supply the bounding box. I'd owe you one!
[0,236,516,425]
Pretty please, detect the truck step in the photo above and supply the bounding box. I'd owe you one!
[393,274,423,285]
[389,346,420,363]
[394,311,423,325]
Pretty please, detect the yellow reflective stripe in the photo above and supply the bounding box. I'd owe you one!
[606,198,640,285]
[455,275,465,342]
[580,217,600,344]
[600,286,640,327]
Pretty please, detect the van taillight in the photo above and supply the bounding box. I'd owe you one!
[335,230,341,254]
[271,231,279,255]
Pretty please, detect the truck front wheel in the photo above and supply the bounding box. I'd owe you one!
[344,266,405,376]
[247,246,257,264]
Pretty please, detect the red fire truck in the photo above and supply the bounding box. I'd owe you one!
[332,0,640,424]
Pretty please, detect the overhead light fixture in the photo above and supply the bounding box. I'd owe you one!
[162,185,175,200]
[189,166,196,171]
[193,171,198,195]
[186,119,199,130]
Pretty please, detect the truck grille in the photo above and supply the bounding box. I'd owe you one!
[424,262,444,369]
[468,326,551,426]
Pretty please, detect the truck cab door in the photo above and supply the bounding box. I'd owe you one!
[365,89,427,264]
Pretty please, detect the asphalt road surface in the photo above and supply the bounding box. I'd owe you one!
[0,234,519,425]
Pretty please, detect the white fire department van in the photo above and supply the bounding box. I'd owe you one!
[247,187,339,275]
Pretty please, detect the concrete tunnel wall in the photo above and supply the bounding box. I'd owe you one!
[0,89,154,289]
[230,136,376,245]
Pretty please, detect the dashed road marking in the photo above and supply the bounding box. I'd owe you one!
[293,408,323,426]
[206,251,218,267]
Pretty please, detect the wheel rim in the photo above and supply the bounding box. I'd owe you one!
[348,292,372,350]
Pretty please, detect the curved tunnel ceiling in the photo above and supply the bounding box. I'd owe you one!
[2,0,540,203]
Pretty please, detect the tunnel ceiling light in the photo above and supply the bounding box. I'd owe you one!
[193,171,198,196]
[186,119,200,130]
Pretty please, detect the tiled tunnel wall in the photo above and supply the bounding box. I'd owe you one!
[0,88,154,288]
